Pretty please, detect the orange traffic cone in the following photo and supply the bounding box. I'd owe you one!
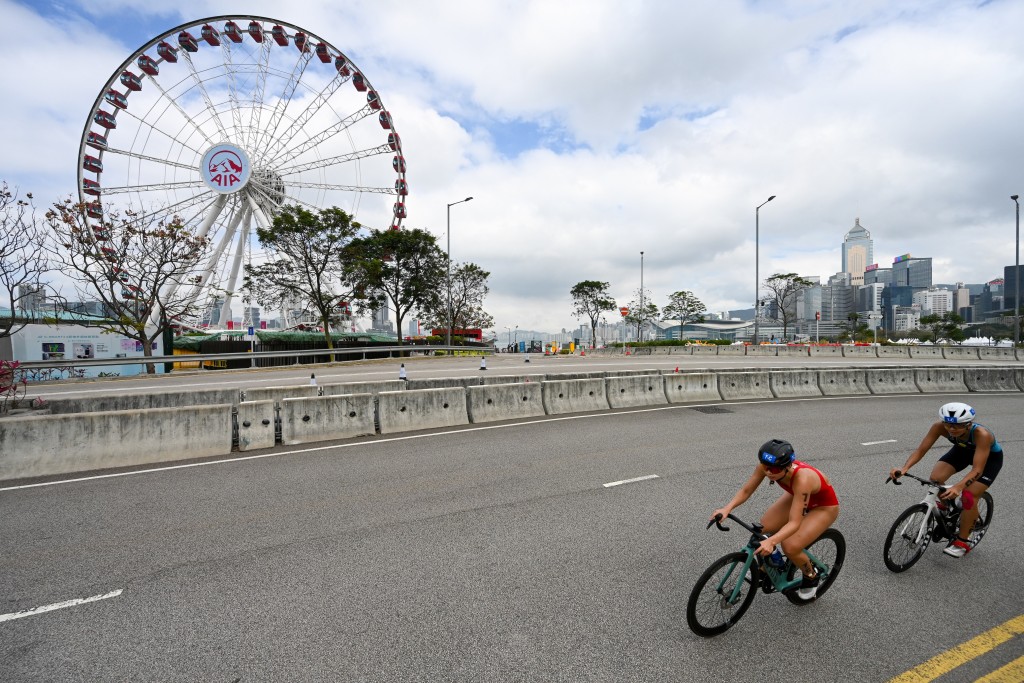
[581,349,586,356]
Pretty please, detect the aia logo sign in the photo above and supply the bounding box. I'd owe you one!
[201,144,251,194]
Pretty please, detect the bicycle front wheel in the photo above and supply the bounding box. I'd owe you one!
[785,528,846,605]
[686,552,759,637]
[884,503,931,573]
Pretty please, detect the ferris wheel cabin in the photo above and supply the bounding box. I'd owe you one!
[272,25,288,46]
[82,179,101,196]
[223,21,243,43]
[177,30,198,52]
[247,21,264,42]
[120,71,142,91]
[93,110,117,129]
[83,155,103,173]
[86,132,108,150]
[104,89,128,110]
[157,41,178,62]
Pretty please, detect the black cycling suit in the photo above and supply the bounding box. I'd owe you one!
[939,422,1004,486]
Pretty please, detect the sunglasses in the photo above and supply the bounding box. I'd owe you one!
[764,464,786,474]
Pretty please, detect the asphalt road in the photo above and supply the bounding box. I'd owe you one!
[2,388,1021,681]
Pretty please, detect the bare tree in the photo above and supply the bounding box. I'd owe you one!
[762,273,813,341]
[46,199,212,373]
[1,182,56,340]
[419,262,494,331]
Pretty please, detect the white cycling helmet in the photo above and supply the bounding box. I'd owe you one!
[939,402,975,424]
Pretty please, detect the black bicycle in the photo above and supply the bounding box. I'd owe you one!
[686,513,846,637]
[883,471,993,573]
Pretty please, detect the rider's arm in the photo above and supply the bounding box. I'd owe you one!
[892,422,945,477]
[945,427,993,496]
[712,467,765,519]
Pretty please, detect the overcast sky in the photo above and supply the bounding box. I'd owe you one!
[2,0,1022,335]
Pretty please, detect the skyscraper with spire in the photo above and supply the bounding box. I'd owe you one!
[842,218,874,286]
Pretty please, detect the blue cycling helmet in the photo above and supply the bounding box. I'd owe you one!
[758,439,795,468]
[939,402,975,424]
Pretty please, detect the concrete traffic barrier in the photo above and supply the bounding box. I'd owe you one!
[817,369,871,395]
[842,345,878,358]
[479,373,546,385]
[876,346,910,358]
[913,368,968,393]
[670,346,694,355]
[664,372,722,403]
[321,380,406,396]
[909,346,944,359]
[466,383,545,423]
[242,385,320,403]
[942,346,980,361]
[605,369,659,377]
[236,400,277,451]
[745,345,777,356]
[44,387,241,414]
[543,372,605,380]
[717,371,773,400]
[405,377,476,390]
[866,368,919,394]
[651,347,672,355]
[690,346,719,355]
[1018,368,1024,390]
[769,370,822,398]
[809,346,843,358]
[778,346,810,357]
[0,404,233,480]
[606,374,668,408]
[541,378,609,415]
[279,394,375,444]
[978,347,1017,361]
[717,345,745,356]
[377,387,469,434]
[963,367,1021,392]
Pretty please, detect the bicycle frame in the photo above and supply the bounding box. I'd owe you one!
[890,473,961,546]
[712,515,829,600]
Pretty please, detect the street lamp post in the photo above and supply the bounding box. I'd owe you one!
[753,195,776,345]
[504,325,511,350]
[446,196,473,348]
[639,251,644,342]
[1013,195,1020,349]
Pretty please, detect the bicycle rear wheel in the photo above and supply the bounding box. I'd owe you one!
[686,552,759,637]
[883,503,932,573]
[785,528,846,605]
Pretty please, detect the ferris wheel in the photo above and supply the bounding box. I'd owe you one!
[76,15,407,329]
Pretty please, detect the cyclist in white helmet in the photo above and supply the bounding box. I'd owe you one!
[889,402,1004,558]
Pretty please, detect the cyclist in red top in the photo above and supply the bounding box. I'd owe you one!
[711,439,840,599]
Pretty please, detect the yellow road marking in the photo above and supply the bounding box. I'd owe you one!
[975,655,1024,683]
[888,614,1024,682]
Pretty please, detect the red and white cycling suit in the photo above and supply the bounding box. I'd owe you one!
[776,460,839,509]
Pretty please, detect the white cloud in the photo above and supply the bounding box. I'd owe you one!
[2,0,1022,336]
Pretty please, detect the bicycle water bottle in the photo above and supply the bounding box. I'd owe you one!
[767,547,786,569]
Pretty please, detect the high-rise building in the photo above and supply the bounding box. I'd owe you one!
[913,288,953,315]
[842,218,874,286]
[892,254,932,288]
[864,264,892,287]
[1004,264,1023,314]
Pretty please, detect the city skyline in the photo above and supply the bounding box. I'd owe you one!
[1,1,1022,334]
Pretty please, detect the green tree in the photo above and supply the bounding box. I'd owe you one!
[762,273,813,341]
[662,290,707,341]
[340,227,446,346]
[570,280,616,348]
[245,205,360,350]
[419,262,494,331]
[919,311,966,343]
[47,199,212,373]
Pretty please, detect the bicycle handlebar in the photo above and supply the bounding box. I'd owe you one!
[886,470,948,493]
[707,513,765,537]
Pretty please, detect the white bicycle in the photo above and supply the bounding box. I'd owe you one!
[883,471,993,573]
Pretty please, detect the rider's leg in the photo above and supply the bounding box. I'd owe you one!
[760,493,793,534]
[780,505,840,577]
[928,461,958,484]
[957,481,990,539]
